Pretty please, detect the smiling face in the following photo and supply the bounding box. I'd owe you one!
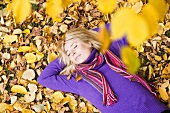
[64,38,92,64]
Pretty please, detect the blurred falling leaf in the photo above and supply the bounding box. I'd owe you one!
[3,35,17,43]
[22,69,35,80]
[97,22,111,53]
[97,0,116,14]
[18,46,31,52]
[11,85,28,94]
[46,0,63,21]
[47,53,58,63]
[158,81,169,101]
[140,4,158,37]
[12,0,31,23]
[0,103,13,112]
[121,46,140,74]
[25,53,37,63]
[148,0,167,21]
[111,8,149,46]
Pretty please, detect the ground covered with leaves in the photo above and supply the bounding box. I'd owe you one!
[0,0,170,112]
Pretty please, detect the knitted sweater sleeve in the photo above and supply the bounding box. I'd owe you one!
[109,36,128,58]
[37,58,79,94]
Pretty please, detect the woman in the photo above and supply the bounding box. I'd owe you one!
[37,26,169,113]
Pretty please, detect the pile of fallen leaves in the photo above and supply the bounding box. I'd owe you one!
[0,0,170,112]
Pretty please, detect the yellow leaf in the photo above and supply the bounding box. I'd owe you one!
[127,0,140,3]
[148,0,167,21]
[97,22,111,53]
[46,0,63,22]
[47,53,58,63]
[6,3,13,13]
[30,43,38,52]
[25,53,37,63]
[154,55,162,61]
[140,4,159,36]
[158,81,169,101]
[76,74,82,82]
[61,97,71,105]
[12,0,31,23]
[0,66,3,71]
[163,53,167,60]
[62,0,73,8]
[3,35,17,43]
[11,85,28,94]
[51,91,64,104]
[23,29,30,34]
[44,101,51,112]
[18,46,31,52]
[121,46,140,74]
[0,103,13,112]
[36,52,44,61]
[111,8,149,46]
[22,108,34,113]
[67,95,77,111]
[97,0,116,14]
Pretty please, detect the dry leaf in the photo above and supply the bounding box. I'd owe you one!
[24,92,36,103]
[3,35,17,43]
[28,83,37,92]
[25,53,37,63]
[32,104,44,112]
[18,46,31,52]
[51,91,64,104]
[159,81,169,101]
[2,53,10,59]
[0,103,13,112]
[47,53,58,63]
[11,85,28,94]
[22,69,35,80]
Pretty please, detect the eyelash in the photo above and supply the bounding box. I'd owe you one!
[67,45,77,56]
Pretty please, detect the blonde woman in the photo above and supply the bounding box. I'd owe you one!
[38,25,170,113]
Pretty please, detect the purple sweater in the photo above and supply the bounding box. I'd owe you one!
[37,37,169,113]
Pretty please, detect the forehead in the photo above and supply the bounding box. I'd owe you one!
[64,38,81,50]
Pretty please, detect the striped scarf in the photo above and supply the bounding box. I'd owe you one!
[75,49,155,106]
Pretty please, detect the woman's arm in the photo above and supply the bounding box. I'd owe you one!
[37,58,79,94]
[109,35,128,58]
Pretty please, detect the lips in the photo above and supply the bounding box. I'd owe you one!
[75,54,80,60]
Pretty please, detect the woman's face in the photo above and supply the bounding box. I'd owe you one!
[64,38,92,64]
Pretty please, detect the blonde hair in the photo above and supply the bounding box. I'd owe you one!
[58,28,101,75]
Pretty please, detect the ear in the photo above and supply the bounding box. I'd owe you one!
[87,41,92,47]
